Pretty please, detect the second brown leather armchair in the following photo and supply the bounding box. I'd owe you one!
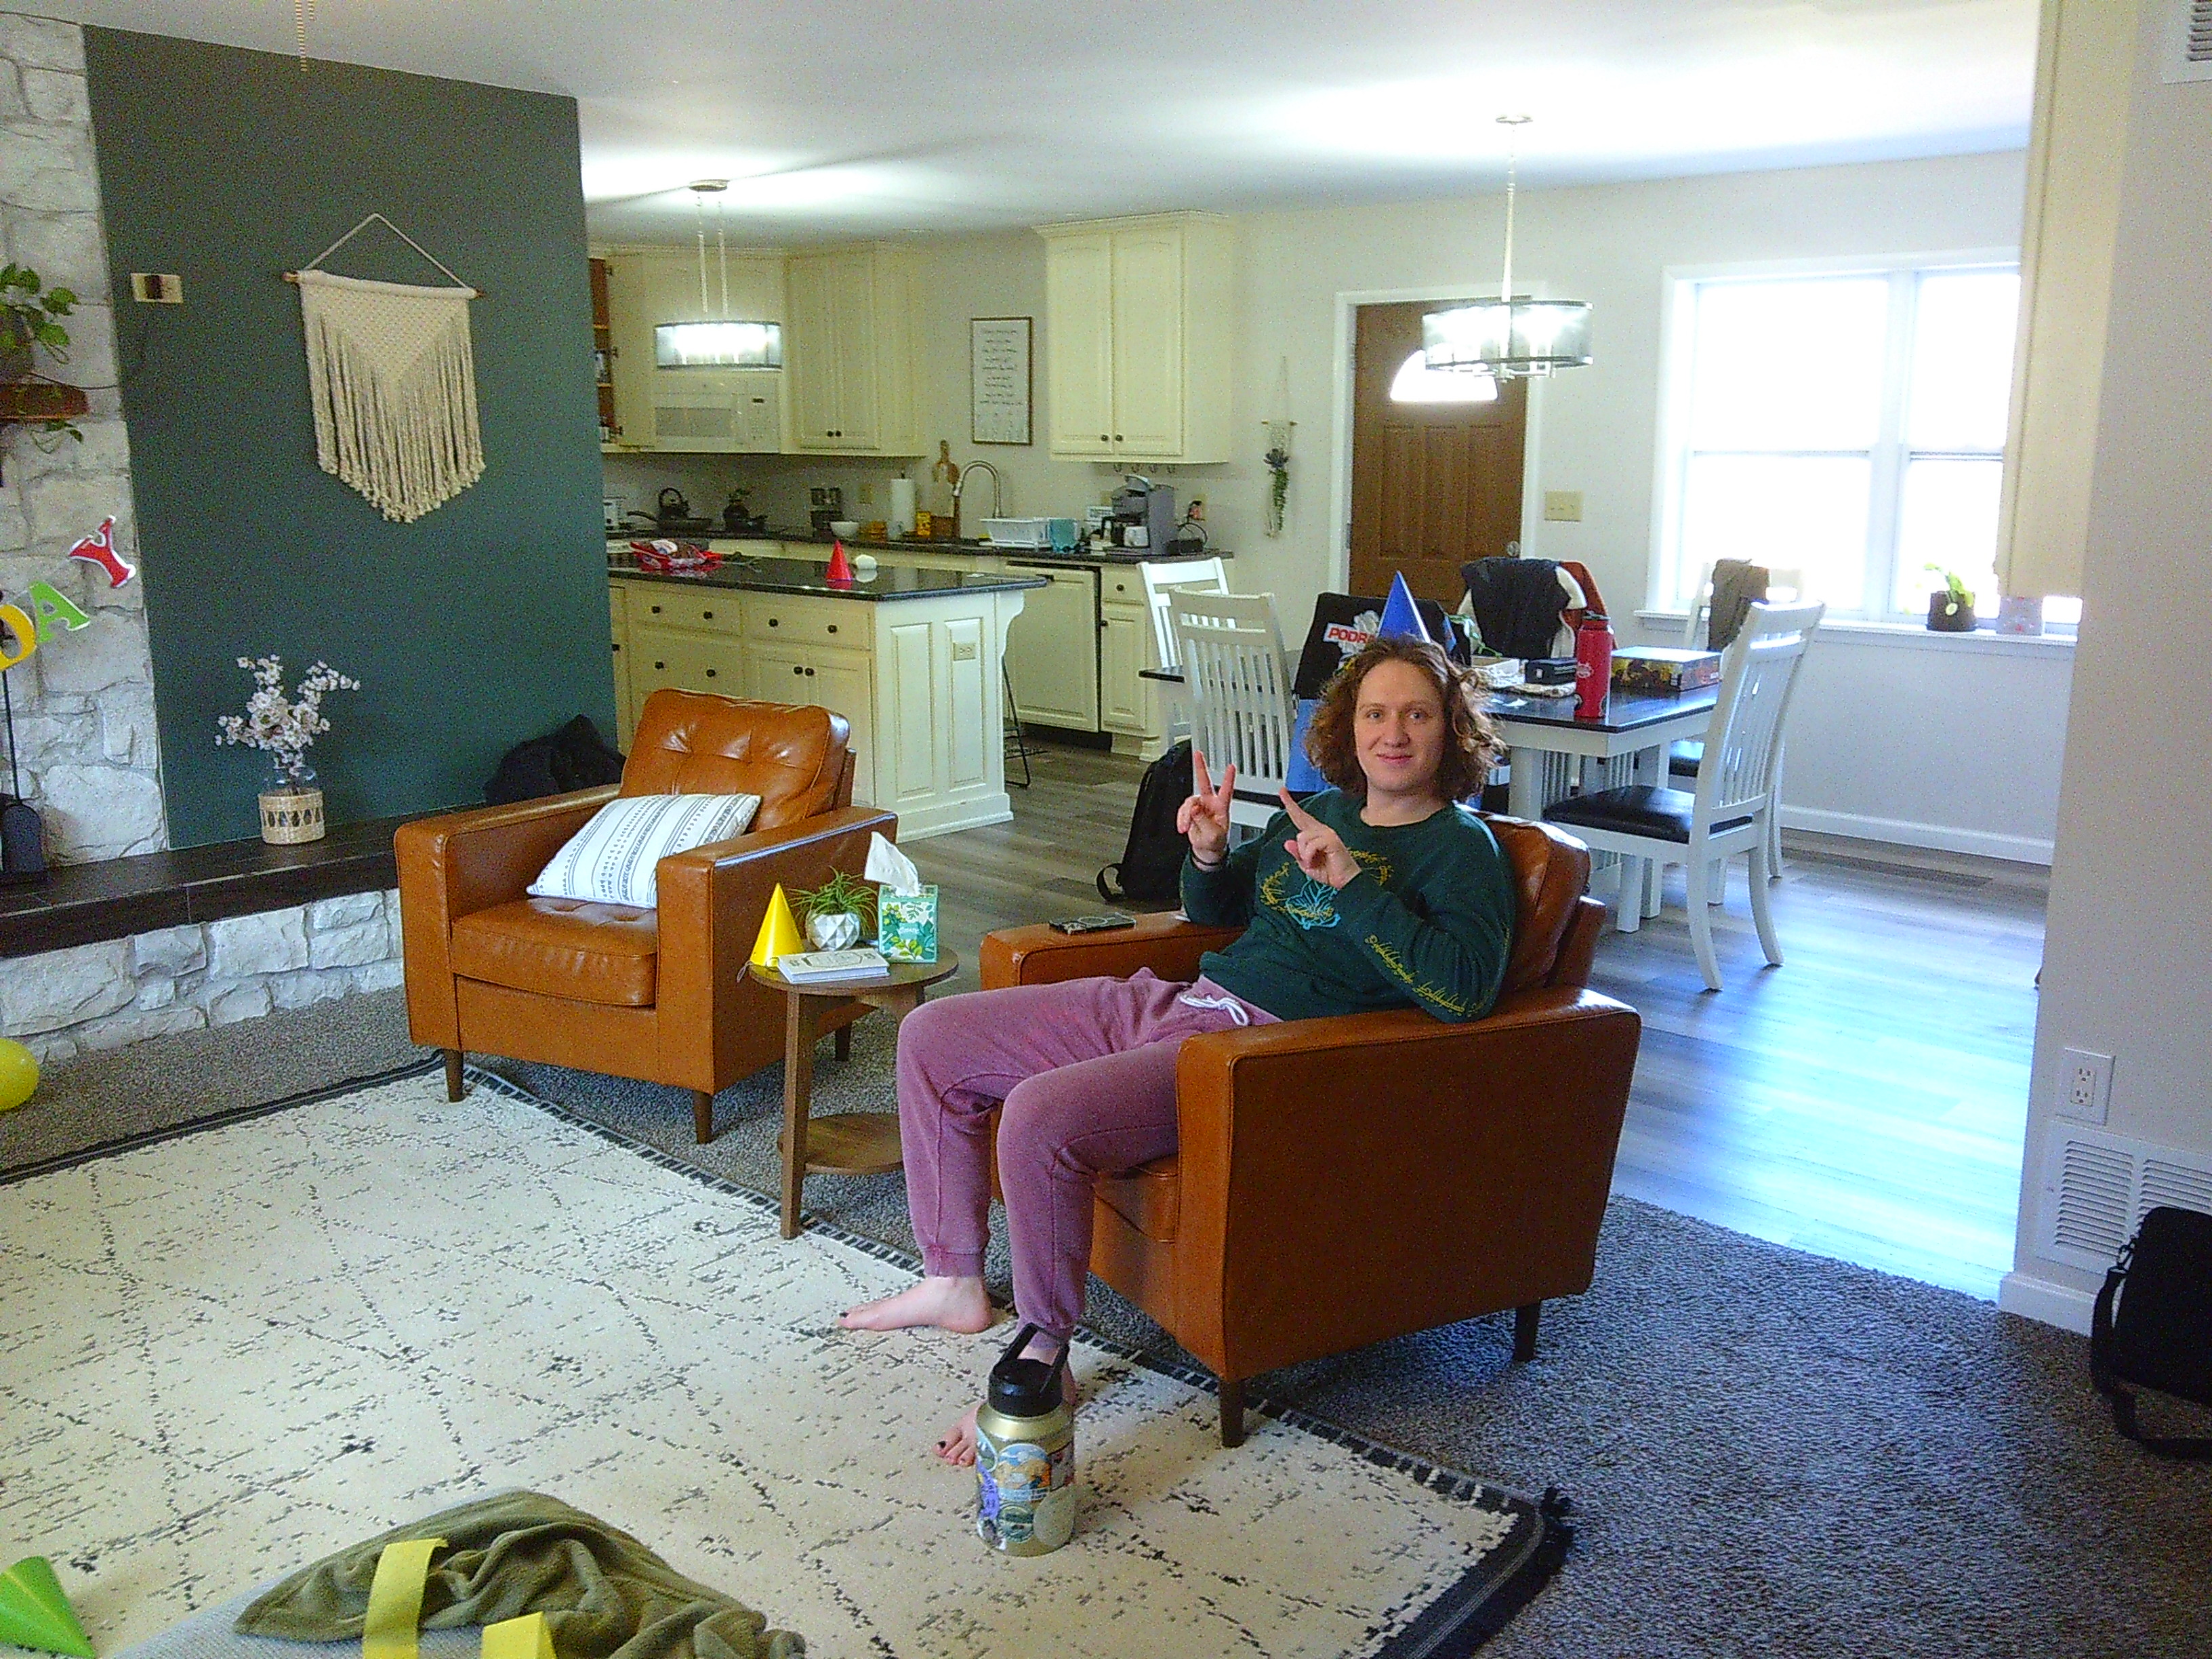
[397,691,897,1141]
[980,816,1641,1446]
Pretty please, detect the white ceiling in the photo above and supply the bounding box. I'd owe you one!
[36,0,2039,246]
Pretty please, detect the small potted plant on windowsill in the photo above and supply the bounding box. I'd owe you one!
[794,869,878,951]
[1924,565,1977,633]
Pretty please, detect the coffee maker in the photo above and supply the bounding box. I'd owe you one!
[809,485,844,537]
[1109,475,1175,551]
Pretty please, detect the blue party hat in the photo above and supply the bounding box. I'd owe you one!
[1376,573,1433,644]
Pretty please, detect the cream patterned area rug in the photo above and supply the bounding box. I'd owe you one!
[0,1071,1559,1659]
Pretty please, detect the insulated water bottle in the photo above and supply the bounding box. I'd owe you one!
[975,1323,1076,1555]
[1574,611,1614,720]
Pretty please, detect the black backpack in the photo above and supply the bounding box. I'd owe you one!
[484,715,626,805]
[2091,1205,2212,1458]
[1098,740,1193,905]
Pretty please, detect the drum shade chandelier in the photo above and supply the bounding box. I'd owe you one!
[655,179,784,369]
[1422,117,1592,380]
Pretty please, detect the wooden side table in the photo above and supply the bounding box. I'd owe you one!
[747,952,960,1238]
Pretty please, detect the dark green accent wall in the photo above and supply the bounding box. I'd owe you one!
[84,29,609,846]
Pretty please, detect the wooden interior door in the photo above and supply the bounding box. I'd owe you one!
[1349,300,1527,607]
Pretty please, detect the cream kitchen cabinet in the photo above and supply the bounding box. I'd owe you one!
[609,584,635,741]
[611,571,1036,838]
[1037,213,1234,465]
[785,245,920,455]
[1004,566,1100,732]
[1099,568,1168,757]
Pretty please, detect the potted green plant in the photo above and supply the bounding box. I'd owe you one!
[0,263,87,461]
[794,869,878,950]
[1924,564,1977,632]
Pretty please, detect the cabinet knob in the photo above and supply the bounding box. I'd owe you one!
[793,665,804,676]
[827,623,837,634]
[806,667,817,677]
[651,604,662,613]
[1114,434,1124,442]
[705,668,716,678]
[769,617,779,628]
[655,661,665,670]
[612,643,621,653]
[702,609,714,619]
[1099,434,1109,443]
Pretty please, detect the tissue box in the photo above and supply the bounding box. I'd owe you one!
[877,886,940,963]
[1611,647,1722,695]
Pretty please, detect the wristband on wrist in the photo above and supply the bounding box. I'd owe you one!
[1189,848,1225,871]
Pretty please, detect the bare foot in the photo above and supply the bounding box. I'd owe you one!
[838,1274,994,1334]
[935,1335,1080,1469]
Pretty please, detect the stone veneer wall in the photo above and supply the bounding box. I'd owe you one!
[0,10,165,861]
[0,890,405,1066]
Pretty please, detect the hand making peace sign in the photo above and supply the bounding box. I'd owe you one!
[1278,790,1361,890]
[1176,748,1236,867]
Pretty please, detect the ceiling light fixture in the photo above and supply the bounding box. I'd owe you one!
[1422,116,1592,380]
[655,179,783,369]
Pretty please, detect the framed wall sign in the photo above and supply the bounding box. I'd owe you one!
[971,316,1032,445]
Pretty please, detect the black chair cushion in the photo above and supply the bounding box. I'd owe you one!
[1669,739,1702,778]
[1544,785,1753,844]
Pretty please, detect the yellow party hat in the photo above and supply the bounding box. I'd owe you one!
[0,1557,95,1659]
[749,884,806,966]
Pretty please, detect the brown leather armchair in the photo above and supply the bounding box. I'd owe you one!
[397,691,897,1141]
[979,816,1640,1446]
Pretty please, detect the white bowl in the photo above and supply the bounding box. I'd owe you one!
[830,520,861,538]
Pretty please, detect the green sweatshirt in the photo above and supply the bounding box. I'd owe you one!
[1181,790,1518,1023]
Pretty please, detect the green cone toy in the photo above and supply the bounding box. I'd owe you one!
[0,1557,96,1658]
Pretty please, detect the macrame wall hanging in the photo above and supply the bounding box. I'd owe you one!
[285,216,485,524]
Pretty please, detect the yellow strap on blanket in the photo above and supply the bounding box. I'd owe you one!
[481,1614,555,1659]
[363,1538,445,1659]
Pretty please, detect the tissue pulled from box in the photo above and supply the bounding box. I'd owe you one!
[865,832,922,895]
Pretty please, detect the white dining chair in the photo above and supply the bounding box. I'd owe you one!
[1544,600,1826,991]
[1139,558,1229,745]
[1676,562,1805,883]
[1170,589,1296,840]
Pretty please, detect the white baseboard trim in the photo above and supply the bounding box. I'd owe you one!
[1780,805,2054,867]
[1999,1270,2095,1333]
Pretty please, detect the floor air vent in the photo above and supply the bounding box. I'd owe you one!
[2036,1124,2212,1271]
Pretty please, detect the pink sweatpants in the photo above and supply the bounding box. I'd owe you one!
[895,970,1277,1339]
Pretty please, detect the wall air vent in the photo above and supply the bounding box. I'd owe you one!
[2163,0,2212,83]
[2035,1124,2212,1271]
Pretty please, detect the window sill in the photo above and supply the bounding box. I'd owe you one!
[1634,611,2076,656]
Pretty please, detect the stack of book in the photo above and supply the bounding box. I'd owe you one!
[777,947,890,984]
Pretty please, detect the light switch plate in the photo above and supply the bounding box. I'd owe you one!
[131,272,184,303]
[1543,491,1583,523]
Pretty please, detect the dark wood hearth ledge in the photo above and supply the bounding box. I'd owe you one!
[1,812,417,958]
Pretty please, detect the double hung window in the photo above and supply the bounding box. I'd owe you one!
[1654,258,2068,626]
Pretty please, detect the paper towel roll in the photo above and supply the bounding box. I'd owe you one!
[888,478,916,538]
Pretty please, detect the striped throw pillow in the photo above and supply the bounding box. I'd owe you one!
[528,793,761,910]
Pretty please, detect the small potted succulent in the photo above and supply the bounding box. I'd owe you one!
[1924,564,1977,633]
[794,869,877,950]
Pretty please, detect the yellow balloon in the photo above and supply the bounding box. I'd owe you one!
[0,1038,37,1111]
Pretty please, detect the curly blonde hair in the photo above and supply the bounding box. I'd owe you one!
[1303,635,1498,803]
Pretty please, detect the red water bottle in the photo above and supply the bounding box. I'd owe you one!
[1574,611,1614,720]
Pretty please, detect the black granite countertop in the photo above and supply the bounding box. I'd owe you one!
[609,527,1228,568]
[608,554,1046,602]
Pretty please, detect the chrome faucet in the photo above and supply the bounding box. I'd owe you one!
[951,459,1002,533]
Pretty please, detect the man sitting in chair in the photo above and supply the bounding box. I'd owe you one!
[838,636,1519,1462]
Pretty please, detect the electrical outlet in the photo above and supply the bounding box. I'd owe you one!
[2060,1047,2113,1124]
[857,481,875,506]
[131,272,184,304]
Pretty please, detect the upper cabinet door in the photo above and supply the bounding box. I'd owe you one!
[1109,226,1185,459]
[830,251,880,451]
[786,254,844,449]
[1045,234,1115,458]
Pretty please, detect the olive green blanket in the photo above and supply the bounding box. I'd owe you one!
[232,1492,802,1659]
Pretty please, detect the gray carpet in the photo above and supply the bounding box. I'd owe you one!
[9,996,2210,1658]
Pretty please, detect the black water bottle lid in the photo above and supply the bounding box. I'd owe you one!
[987,1323,1065,1417]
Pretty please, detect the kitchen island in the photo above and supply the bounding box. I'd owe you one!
[609,554,1045,840]
[612,531,1230,758]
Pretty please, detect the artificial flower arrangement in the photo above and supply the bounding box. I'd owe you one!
[215,655,361,788]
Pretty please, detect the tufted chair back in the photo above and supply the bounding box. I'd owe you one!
[621,691,851,831]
